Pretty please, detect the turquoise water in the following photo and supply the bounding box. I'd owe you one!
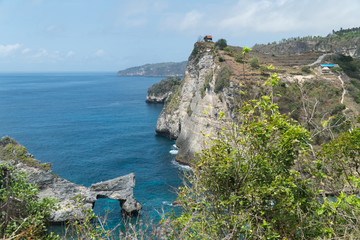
[0,73,184,225]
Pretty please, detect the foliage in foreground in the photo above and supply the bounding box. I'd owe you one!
[166,73,360,239]
[0,163,56,239]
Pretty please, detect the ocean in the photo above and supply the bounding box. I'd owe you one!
[0,72,185,228]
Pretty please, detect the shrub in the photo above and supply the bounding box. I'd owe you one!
[301,65,312,73]
[187,104,193,116]
[331,103,346,115]
[218,56,225,62]
[215,39,227,50]
[166,89,360,239]
[0,163,56,239]
[249,56,259,68]
[214,67,231,93]
[234,54,243,63]
[224,46,234,56]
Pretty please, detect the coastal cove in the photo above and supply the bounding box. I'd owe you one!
[0,73,185,226]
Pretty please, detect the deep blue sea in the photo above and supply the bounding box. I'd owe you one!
[0,72,185,227]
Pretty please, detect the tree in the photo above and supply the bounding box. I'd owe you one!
[242,47,252,80]
[215,39,227,50]
[0,163,56,239]
[166,87,325,239]
[165,72,360,239]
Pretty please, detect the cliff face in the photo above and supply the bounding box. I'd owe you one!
[154,41,360,165]
[156,42,234,163]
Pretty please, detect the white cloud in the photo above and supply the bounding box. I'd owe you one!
[165,0,360,39]
[32,48,48,58]
[179,10,203,31]
[0,43,22,57]
[95,49,105,56]
[22,48,31,54]
[66,50,75,57]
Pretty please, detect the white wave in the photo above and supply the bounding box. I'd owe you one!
[171,159,191,170]
[162,201,173,206]
[172,144,178,149]
[169,149,178,155]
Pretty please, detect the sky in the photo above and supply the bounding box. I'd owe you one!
[0,0,359,72]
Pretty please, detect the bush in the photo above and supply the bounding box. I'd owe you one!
[331,103,346,115]
[0,163,56,239]
[234,54,243,63]
[218,56,225,62]
[249,56,259,68]
[301,65,312,73]
[166,73,360,239]
[214,67,231,93]
[224,46,234,56]
[215,39,227,50]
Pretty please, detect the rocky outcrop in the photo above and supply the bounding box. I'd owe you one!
[145,76,182,104]
[146,93,171,103]
[0,137,141,223]
[155,42,233,164]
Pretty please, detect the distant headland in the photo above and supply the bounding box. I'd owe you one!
[117,61,187,77]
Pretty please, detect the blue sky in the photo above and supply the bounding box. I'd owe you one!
[0,0,359,72]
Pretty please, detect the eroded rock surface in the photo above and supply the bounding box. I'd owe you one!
[0,137,141,223]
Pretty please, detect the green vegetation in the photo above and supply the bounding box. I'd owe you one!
[186,104,193,116]
[214,67,231,93]
[165,88,181,114]
[218,56,225,62]
[224,46,234,56]
[0,136,52,171]
[334,54,360,103]
[301,65,312,73]
[249,56,259,68]
[0,163,56,239]
[147,76,181,97]
[215,38,227,50]
[201,71,213,98]
[117,61,187,77]
[253,27,360,56]
[234,54,243,63]
[166,74,360,239]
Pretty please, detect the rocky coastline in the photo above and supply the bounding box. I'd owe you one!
[0,136,141,223]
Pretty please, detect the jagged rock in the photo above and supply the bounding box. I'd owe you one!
[17,162,142,222]
[145,92,171,103]
[90,174,141,215]
[0,137,141,223]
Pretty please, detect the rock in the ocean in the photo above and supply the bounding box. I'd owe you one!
[0,136,142,223]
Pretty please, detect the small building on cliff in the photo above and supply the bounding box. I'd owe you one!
[204,35,213,42]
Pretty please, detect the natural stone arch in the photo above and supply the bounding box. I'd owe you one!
[89,173,142,216]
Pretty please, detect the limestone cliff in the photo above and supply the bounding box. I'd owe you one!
[154,41,360,165]
[0,136,141,223]
[156,42,235,163]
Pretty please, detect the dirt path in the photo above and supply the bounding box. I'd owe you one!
[310,53,331,66]
[337,73,346,104]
